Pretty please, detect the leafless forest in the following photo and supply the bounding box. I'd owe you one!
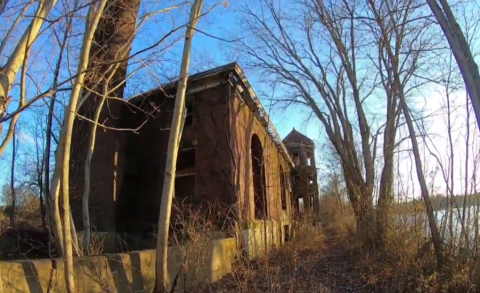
[1,0,480,292]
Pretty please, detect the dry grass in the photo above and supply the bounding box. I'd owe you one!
[195,222,375,293]
[335,202,480,293]
[3,194,480,293]
[191,197,480,293]
[318,196,356,237]
[198,226,333,293]
[170,202,229,291]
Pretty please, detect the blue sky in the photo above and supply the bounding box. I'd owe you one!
[0,0,313,191]
[0,0,478,199]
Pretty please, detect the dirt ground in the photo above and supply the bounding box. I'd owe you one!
[197,236,370,293]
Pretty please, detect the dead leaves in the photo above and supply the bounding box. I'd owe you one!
[196,237,369,293]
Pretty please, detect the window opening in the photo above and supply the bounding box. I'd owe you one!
[292,151,300,166]
[252,134,267,219]
[175,174,195,200]
[298,198,304,213]
[184,95,194,127]
[177,148,195,173]
[280,168,287,211]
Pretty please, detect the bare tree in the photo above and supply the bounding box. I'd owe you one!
[420,60,466,249]
[234,0,436,249]
[154,0,204,291]
[406,1,480,259]
[426,0,480,130]
[43,0,77,255]
[398,86,445,267]
[0,0,194,263]
[9,124,17,227]
[321,170,348,218]
[77,0,143,254]
[0,0,59,155]
[19,110,48,229]
[46,0,108,291]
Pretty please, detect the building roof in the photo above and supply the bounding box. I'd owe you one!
[282,128,315,145]
[128,62,239,102]
[129,62,295,168]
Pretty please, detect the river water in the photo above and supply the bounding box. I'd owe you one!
[402,206,479,247]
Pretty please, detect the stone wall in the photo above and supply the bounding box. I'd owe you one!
[0,221,288,293]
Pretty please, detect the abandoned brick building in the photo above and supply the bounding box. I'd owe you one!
[283,129,319,217]
[69,63,319,249]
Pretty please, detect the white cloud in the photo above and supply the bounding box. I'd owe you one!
[396,86,480,198]
[16,130,36,145]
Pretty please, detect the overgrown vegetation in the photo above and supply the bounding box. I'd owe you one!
[1,0,480,292]
[314,173,480,293]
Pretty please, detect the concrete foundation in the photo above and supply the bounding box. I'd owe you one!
[0,220,286,293]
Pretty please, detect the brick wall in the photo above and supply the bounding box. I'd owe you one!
[69,69,295,241]
[229,87,293,222]
[190,82,234,209]
[115,92,174,233]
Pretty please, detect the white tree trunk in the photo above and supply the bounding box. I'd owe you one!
[49,168,65,255]
[0,0,54,157]
[0,0,59,127]
[0,104,16,157]
[153,1,203,292]
[48,1,107,291]
[82,93,107,254]
[43,6,74,254]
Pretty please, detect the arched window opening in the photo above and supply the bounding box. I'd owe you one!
[298,197,304,214]
[280,166,287,211]
[251,134,267,219]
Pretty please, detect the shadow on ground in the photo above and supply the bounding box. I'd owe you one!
[197,236,368,293]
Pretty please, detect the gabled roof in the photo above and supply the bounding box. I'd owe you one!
[282,128,314,145]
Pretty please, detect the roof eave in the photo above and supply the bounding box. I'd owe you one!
[128,62,239,104]
[230,65,295,168]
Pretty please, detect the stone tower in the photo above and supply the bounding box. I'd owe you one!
[282,128,319,219]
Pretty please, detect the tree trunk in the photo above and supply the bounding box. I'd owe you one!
[0,0,7,15]
[72,0,141,241]
[342,166,378,248]
[48,1,108,291]
[0,0,59,138]
[82,93,107,254]
[44,2,75,255]
[398,92,444,269]
[9,126,16,227]
[376,114,398,248]
[45,99,64,255]
[426,0,480,130]
[462,93,471,248]
[0,0,63,255]
[153,1,203,292]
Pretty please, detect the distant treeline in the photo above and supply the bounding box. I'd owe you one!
[398,194,480,212]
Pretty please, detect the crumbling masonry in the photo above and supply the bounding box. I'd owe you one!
[69,63,319,250]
